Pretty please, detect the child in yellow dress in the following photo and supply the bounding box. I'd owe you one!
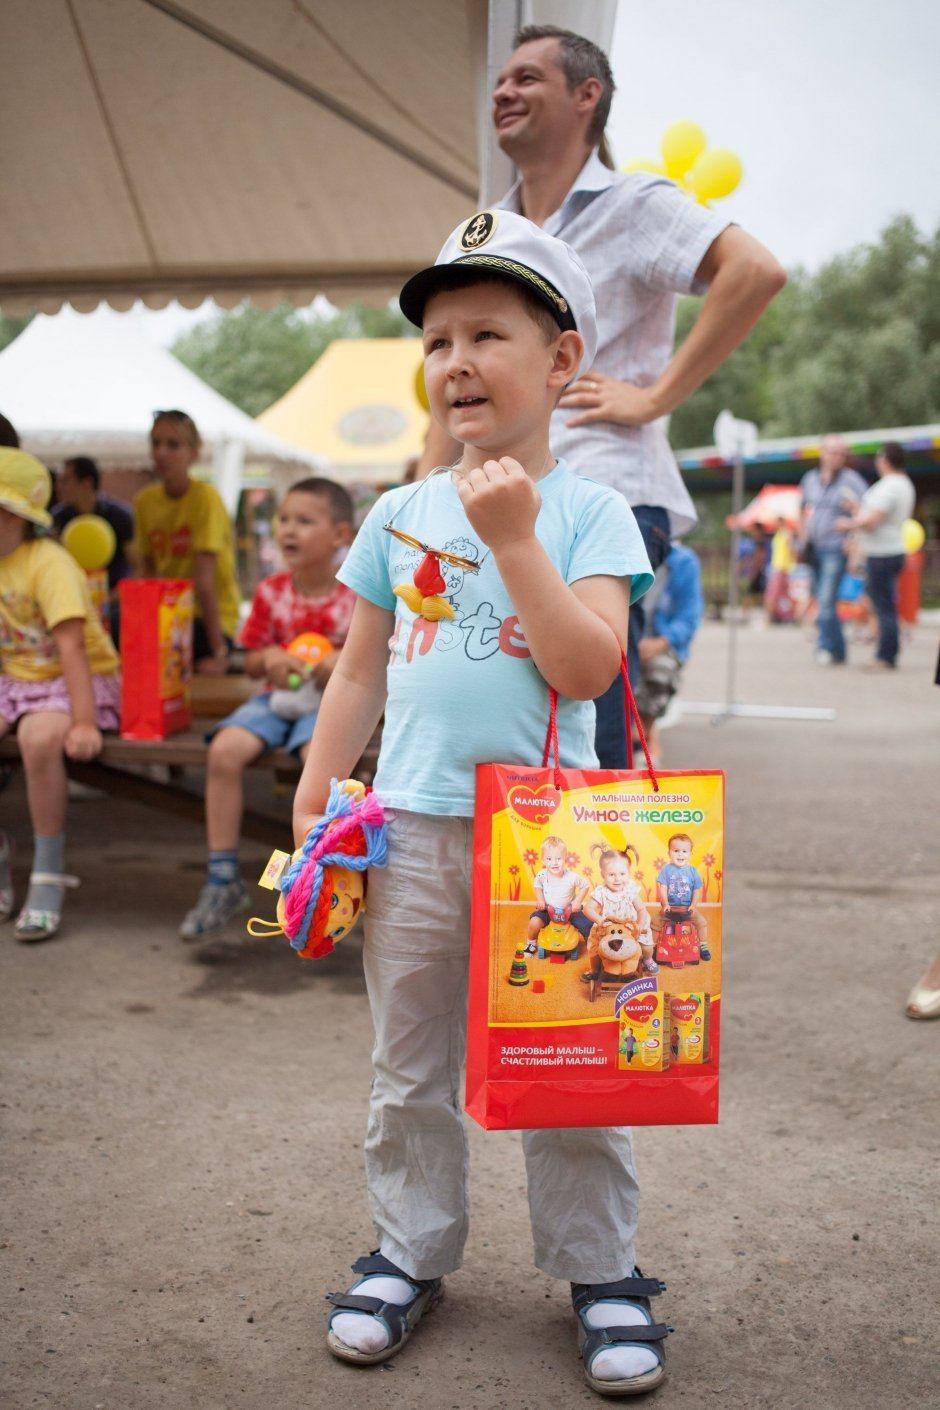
[0,449,120,941]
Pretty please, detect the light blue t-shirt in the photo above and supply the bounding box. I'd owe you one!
[337,461,652,816]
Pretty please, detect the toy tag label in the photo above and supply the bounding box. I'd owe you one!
[258,850,292,891]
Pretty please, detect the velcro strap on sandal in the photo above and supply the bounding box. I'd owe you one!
[589,1322,672,1345]
[325,1291,385,1314]
[350,1252,414,1280]
[580,1322,672,1375]
[572,1274,665,1315]
[325,1291,410,1343]
[349,1251,436,1292]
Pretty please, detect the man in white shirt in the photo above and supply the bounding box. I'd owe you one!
[418,24,785,766]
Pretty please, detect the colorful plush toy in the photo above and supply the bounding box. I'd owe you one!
[248,779,387,958]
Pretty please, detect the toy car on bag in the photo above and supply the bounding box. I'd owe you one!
[654,908,701,969]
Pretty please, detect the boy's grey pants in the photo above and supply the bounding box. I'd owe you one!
[361,810,640,1283]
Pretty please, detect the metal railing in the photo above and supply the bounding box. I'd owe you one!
[690,538,940,616]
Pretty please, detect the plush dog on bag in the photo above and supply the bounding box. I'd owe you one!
[586,917,644,981]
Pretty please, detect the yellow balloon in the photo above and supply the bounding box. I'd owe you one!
[414,362,429,413]
[687,148,743,204]
[660,121,706,179]
[61,513,116,571]
[902,518,925,553]
[621,158,666,175]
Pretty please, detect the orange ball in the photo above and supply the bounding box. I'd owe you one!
[285,632,333,667]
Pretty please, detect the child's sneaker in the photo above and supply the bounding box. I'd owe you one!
[643,957,659,975]
[179,880,249,941]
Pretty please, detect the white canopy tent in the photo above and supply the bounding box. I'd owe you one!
[0,0,616,314]
[0,306,323,512]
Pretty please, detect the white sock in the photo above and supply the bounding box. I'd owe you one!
[583,1299,660,1382]
[330,1275,416,1353]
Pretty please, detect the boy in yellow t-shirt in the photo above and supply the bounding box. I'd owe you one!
[135,411,241,670]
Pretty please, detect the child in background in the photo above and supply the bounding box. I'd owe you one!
[525,834,592,954]
[179,478,354,940]
[763,516,797,625]
[293,211,667,1398]
[0,449,121,942]
[582,842,656,974]
[652,833,711,960]
[135,410,241,673]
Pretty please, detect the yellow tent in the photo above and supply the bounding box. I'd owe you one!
[258,337,428,488]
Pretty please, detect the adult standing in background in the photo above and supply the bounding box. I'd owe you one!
[799,434,868,666]
[53,456,137,594]
[135,411,241,675]
[416,24,785,765]
[836,441,915,671]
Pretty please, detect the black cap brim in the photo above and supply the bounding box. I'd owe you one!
[399,255,576,333]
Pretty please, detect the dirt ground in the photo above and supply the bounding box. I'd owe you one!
[2,613,939,1410]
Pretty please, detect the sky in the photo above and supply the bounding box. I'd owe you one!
[608,0,940,271]
[140,0,940,346]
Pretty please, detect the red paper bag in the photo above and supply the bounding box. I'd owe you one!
[118,579,193,739]
[466,672,724,1131]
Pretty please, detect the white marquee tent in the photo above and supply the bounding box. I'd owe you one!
[0,306,323,511]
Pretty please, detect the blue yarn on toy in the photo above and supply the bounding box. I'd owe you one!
[281,779,388,952]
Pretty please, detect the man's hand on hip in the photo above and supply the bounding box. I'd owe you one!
[559,370,660,427]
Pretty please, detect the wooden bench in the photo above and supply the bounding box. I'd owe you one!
[0,676,380,848]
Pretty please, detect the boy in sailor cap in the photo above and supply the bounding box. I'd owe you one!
[293,211,662,1397]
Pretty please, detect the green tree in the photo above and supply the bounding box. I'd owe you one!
[668,290,791,448]
[669,215,940,447]
[0,313,32,354]
[171,299,416,417]
[764,215,940,434]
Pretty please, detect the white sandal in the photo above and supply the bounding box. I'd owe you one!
[14,872,80,944]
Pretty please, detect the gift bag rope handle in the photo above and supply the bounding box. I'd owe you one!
[542,654,659,793]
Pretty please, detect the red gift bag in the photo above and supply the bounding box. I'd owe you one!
[466,663,724,1131]
[118,579,193,739]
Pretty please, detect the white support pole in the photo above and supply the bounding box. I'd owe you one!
[213,438,244,519]
[703,410,836,724]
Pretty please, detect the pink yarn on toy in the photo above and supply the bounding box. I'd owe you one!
[281,791,386,957]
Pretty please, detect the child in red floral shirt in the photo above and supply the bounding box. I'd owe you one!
[179,478,355,940]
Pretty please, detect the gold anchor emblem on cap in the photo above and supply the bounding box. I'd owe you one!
[460,211,497,250]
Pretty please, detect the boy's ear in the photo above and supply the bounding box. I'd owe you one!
[334,519,354,547]
[549,330,585,387]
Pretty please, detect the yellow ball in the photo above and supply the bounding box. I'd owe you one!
[61,513,117,571]
[902,518,925,554]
